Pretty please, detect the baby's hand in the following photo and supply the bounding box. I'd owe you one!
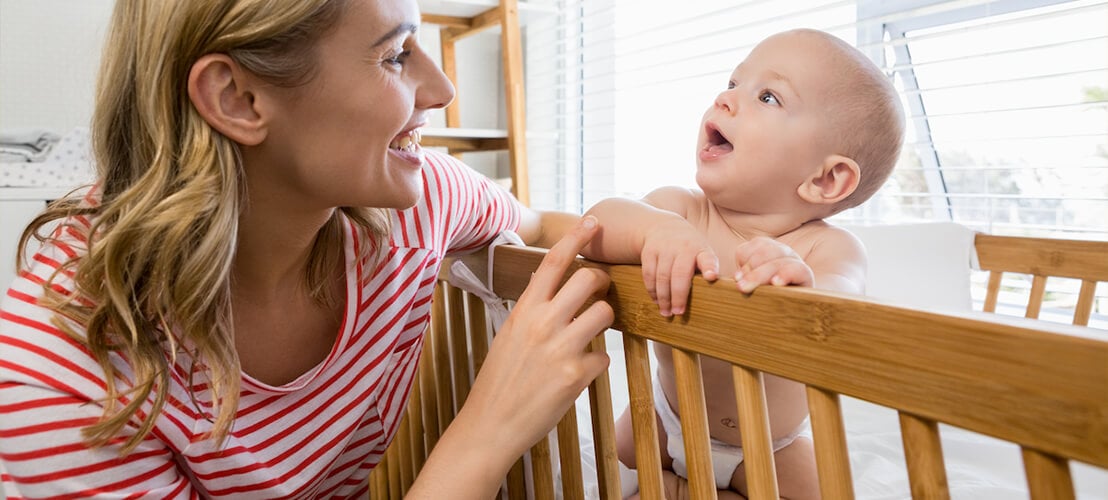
[641,222,719,317]
[733,236,813,293]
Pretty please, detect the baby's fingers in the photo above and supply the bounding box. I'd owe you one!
[736,259,812,293]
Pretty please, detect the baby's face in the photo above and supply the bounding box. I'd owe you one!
[695,31,844,213]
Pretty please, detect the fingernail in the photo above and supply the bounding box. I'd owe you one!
[734,272,743,281]
[581,216,597,229]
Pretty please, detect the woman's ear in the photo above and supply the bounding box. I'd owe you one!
[797,154,860,205]
[187,54,267,146]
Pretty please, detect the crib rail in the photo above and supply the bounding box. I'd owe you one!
[976,234,1108,325]
[370,241,1108,499]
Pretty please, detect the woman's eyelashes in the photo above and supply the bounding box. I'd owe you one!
[382,49,412,67]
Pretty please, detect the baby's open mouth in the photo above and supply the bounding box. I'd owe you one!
[705,124,733,154]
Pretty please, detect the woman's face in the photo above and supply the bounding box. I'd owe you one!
[248,0,455,212]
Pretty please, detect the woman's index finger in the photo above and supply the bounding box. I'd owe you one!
[518,216,599,303]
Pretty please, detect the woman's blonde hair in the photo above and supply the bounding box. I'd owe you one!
[18,0,388,453]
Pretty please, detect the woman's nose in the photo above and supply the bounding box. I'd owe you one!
[417,50,456,110]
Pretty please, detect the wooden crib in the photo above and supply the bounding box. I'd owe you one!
[368,233,1108,499]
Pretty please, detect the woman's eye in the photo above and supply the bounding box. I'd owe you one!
[759,91,779,106]
[384,50,412,66]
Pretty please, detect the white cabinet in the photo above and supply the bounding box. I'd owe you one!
[0,187,70,289]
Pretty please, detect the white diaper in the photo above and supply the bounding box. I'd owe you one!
[654,380,809,490]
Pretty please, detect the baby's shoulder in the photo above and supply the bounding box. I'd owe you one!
[642,186,706,218]
[788,221,865,256]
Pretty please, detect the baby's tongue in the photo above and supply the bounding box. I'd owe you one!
[706,142,733,155]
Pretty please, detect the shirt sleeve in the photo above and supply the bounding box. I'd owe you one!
[421,150,522,255]
[1,244,197,499]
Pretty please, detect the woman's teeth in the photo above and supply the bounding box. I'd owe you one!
[390,129,422,152]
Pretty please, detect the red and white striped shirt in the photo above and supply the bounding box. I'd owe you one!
[0,151,520,498]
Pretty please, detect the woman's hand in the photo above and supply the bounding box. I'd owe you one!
[408,216,614,498]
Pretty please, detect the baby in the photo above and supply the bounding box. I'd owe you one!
[581,28,904,499]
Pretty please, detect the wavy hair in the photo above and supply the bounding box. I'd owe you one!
[18,0,388,453]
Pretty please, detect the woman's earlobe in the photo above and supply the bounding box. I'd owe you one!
[187,54,267,145]
[798,155,860,204]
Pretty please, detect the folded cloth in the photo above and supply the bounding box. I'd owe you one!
[446,230,526,328]
[0,128,60,156]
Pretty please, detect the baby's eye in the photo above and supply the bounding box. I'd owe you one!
[727,81,736,90]
[759,90,779,106]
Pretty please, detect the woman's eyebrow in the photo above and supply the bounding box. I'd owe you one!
[372,22,418,47]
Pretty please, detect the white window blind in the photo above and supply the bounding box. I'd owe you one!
[521,0,1108,325]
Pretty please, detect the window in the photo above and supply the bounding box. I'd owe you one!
[523,0,1108,325]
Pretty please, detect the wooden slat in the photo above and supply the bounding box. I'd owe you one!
[506,456,528,499]
[671,348,717,499]
[807,387,855,500]
[421,13,473,29]
[370,463,385,499]
[446,286,472,411]
[1074,279,1096,326]
[983,270,1003,313]
[395,413,414,495]
[731,366,779,499]
[530,436,556,498]
[440,36,461,130]
[440,6,502,41]
[1025,275,1047,319]
[974,234,1108,281]
[623,333,664,499]
[420,134,508,152]
[491,246,1108,468]
[418,328,442,454]
[586,335,622,499]
[499,0,529,205]
[899,412,949,500]
[1022,448,1076,500]
[387,450,401,499]
[431,285,456,436]
[465,292,491,373]
[557,409,586,500]
[406,374,427,473]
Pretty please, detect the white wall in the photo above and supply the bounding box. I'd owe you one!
[0,0,114,132]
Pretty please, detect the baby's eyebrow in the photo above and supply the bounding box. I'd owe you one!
[765,70,795,92]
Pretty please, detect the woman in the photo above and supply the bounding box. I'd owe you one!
[0,0,612,497]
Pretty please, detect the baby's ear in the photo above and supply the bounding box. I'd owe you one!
[797,154,860,205]
[187,54,268,146]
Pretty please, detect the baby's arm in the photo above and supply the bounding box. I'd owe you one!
[733,227,866,294]
[582,187,720,316]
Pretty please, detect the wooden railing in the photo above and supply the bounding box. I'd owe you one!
[370,235,1108,499]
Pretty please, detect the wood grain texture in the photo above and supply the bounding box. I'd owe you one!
[586,335,623,499]
[975,234,1108,281]
[899,412,949,500]
[624,333,665,499]
[492,245,1108,468]
[807,387,854,500]
[731,366,779,499]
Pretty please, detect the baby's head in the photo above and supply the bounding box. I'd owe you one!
[696,29,904,216]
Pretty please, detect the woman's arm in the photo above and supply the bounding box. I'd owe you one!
[406,216,614,499]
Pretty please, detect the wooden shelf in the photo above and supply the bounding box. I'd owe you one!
[421,127,508,152]
[416,0,533,205]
